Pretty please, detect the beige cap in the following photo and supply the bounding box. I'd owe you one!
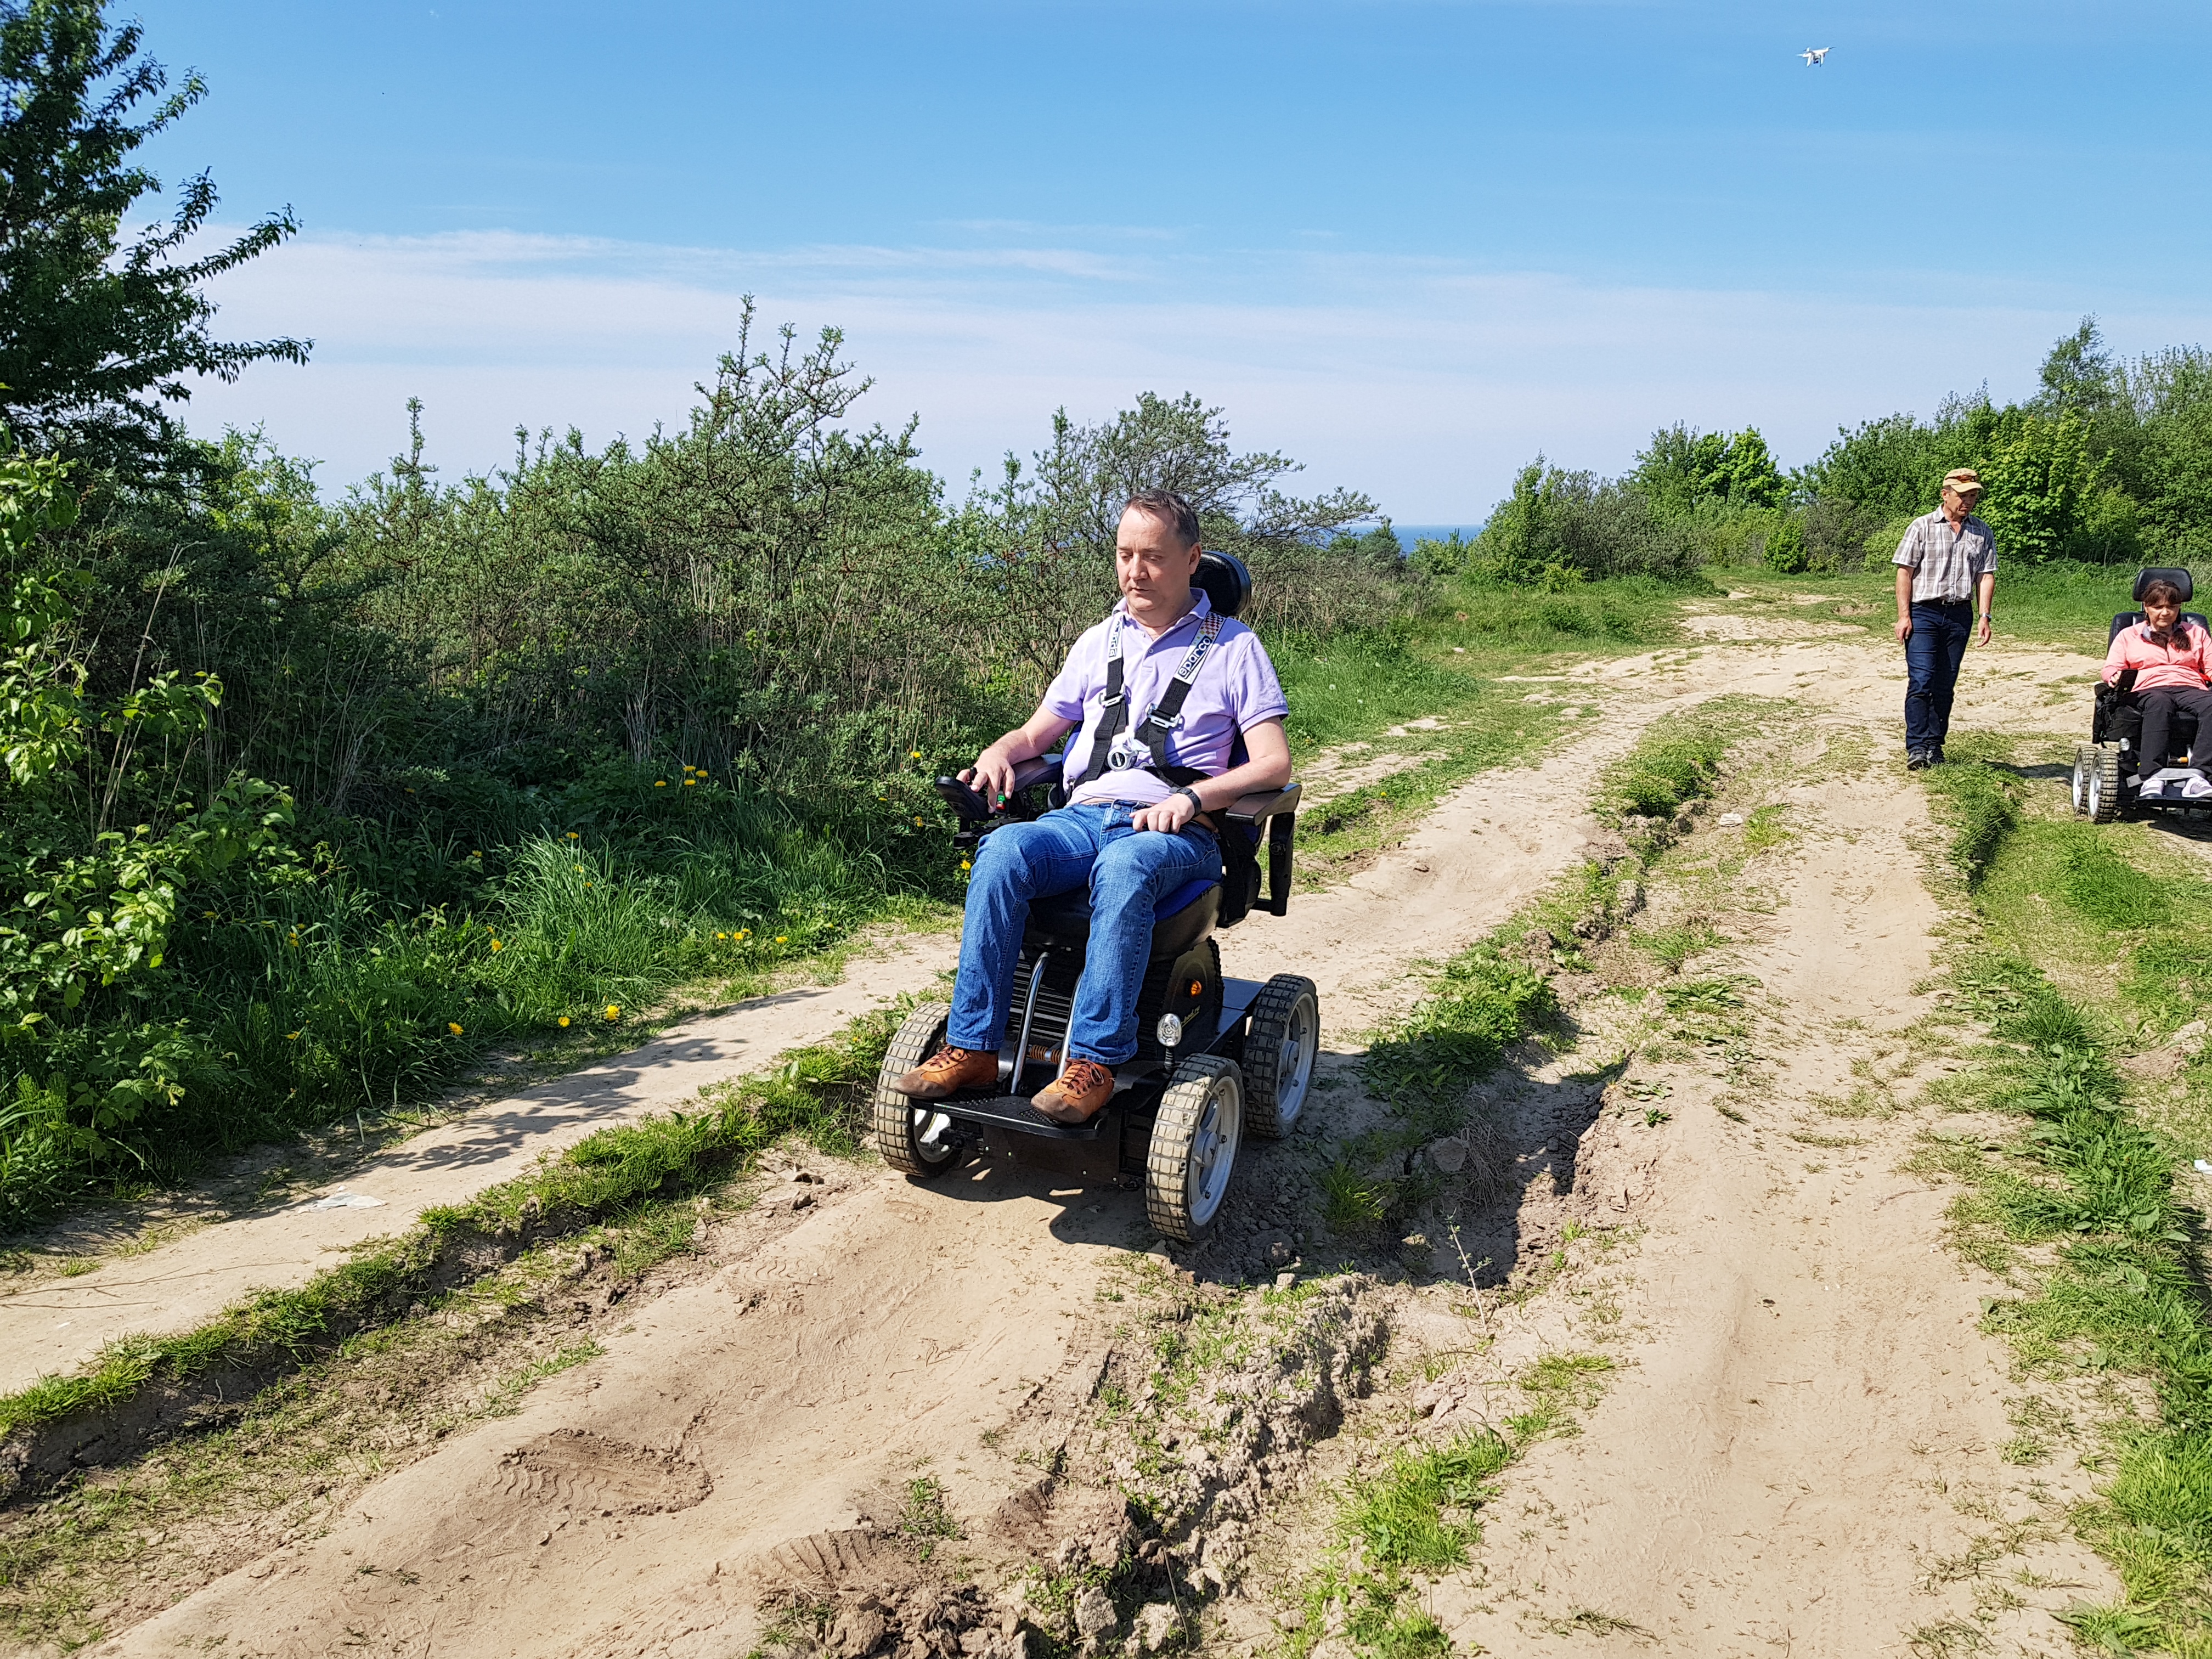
[1942,467,1984,497]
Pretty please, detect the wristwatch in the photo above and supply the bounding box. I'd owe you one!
[1171,786,1205,816]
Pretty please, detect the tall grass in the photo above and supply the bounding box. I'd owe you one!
[3,782,938,1222]
[1928,782,2212,1644]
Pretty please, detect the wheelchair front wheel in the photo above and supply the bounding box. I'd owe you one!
[1243,974,1319,1139]
[2086,743,2124,824]
[1146,1055,1243,1243]
[872,1000,963,1178]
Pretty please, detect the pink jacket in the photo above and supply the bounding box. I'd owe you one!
[2104,619,2212,691]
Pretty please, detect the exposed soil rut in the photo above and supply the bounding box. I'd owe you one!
[63,626,2116,1658]
[0,934,958,1393]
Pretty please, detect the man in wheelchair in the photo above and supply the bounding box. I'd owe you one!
[2101,568,2212,798]
[894,489,1293,1124]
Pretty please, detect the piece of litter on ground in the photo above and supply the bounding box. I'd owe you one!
[1717,812,1745,827]
[1275,1271,1296,1290]
[307,1189,386,1210]
[2195,1160,2212,1175]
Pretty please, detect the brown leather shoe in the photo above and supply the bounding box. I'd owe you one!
[1032,1058,1117,1124]
[894,1045,997,1099]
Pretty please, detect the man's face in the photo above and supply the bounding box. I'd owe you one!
[1943,486,1981,518]
[1115,507,1201,609]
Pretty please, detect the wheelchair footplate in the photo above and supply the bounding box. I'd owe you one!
[930,977,1266,1143]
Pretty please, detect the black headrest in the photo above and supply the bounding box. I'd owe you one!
[2135,567,2194,602]
[1195,549,1251,620]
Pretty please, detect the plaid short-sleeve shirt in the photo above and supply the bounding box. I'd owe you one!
[1892,509,1997,604]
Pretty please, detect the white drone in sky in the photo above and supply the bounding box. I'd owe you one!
[1801,47,1831,65]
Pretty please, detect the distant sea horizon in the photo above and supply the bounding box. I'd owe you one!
[1385,523,1485,546]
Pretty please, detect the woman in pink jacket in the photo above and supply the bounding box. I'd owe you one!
[2103,575,2212,784]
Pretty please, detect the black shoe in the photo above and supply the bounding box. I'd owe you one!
[1931,748,1946,766]
[1906,751,1932,770]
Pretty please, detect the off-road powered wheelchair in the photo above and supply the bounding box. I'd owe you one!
[2073,567,2212,823]
[869,551,1319,1242]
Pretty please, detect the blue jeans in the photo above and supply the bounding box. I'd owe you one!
[1904,600,1972,754]
[948,804,1223,1067]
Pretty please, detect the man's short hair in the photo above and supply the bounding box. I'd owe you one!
[1122,489,1201,549]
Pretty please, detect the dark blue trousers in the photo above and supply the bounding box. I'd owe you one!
[1904,600,1972,755]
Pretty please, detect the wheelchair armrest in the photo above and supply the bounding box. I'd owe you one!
[1010,753,1064,792]
[1224,781,1301,822]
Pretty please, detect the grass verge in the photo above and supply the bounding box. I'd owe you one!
[0,1002,902,1464]
[1279,574,1697,882]
[1911,753,2212,1650]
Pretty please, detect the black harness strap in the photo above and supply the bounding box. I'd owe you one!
[1079,610,1224,787]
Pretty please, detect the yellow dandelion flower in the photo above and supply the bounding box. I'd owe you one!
[604,1003,621,1020]
[285,1030,301,1040]
[683,778,697,786]
[913,815,924,827]
[558,1015,571,1028]
[490,939,504,952]
[448,1022,464,1036]
[655,780,667,787]
[961,859,972,870]
[910,751,921,759]
[775,935,788,945]
[566,831,579,840]
[470,850,481,858]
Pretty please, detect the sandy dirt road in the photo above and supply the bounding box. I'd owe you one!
[81,624,2115,1658]
[0,937,958,1393]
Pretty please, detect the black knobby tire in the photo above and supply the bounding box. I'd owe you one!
[2088,743,2124,824]
[1145,1054,1243,1243]
[1242,974,1320,1140]
[872,1000,962,1178]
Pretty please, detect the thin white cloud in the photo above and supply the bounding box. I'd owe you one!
[182,228,2212,518]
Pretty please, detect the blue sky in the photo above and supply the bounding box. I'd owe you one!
[136,0,2211,519]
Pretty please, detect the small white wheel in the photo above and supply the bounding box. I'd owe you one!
[1146,1056,1243,1243]
[872,1000,962,1178]
[2070,746,2091,816]
[1243,975,1319,1139]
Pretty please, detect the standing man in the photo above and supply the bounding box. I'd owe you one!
[1893,467,1997,769]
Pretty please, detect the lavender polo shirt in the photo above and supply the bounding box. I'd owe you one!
[1043,592,1289,809]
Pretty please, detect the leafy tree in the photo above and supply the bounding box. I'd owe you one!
[1,434,298,1199]
[1975,409,2103,561]
[1795,410,1954,522]
[2038,315,2121,419]
[960,390,1387,675]
[2131,347,2212,559]
[0,0,308,469]
[1630,424,1785,516]
[1474,459,1697,586]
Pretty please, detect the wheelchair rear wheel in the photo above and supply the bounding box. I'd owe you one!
[1146,1055,1243,1243]
[872,1000,963,1178]
[1243,974,1319,1139]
